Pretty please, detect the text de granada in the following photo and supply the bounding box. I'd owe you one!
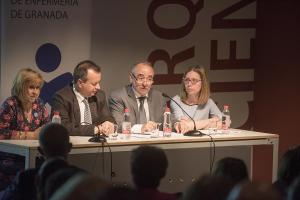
[24,9,68,19]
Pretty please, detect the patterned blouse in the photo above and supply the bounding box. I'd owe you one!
[0,96,50,139]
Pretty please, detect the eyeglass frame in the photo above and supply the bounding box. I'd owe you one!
[130,73,154,84]
[182,77,202,85]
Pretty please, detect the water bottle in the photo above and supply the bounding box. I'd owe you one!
[52,111,61,124]
[222,105,230,130]
[163,107,172,137]
[122,108,131,139]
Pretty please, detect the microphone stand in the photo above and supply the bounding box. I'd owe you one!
[162,93,205,137]
[81,122,107,142]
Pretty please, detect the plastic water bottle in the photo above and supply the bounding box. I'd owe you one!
[52,111,61,124]
[163,107,172,137]
[222,105,230,130]
[122,108,131,139]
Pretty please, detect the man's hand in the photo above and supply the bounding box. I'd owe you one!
[98,121,114,135]
[141,121,157,133]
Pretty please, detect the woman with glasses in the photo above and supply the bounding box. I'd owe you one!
[170,67,221,134]
[0,68,50,189]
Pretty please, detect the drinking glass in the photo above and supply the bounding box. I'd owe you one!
[109,124,118,140]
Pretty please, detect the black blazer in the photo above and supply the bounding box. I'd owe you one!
[51,85,115,136]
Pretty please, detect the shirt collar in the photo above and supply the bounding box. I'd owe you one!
[73,85,86,102]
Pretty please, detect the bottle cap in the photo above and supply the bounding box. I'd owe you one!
[124,108,129,113]
[165,107,170,112]
[53,111,60,115]
[224,105,229,109]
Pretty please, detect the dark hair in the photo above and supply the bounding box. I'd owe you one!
[36,157,70,200]
[73,60,101,83]
[213,157,249,184]
[39,123,71,158]
[183,174,234,200]
[130,145,168,188]
[277,146,300,185]
[44,167,83,200]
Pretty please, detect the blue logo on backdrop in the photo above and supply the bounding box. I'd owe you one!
[36,43,73,104]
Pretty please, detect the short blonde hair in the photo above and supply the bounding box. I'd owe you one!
[180,66,210,105]
[11,68,44,104]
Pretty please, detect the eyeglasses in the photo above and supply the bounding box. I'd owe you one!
[183,78,201,85]
[131,73,154,84]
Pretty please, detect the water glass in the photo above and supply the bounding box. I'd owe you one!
[150,123,161,138]
[109,124,118,140]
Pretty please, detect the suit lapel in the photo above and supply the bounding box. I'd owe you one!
[126,85,138,121]
[147,89,154,121]
[70,87,81,125]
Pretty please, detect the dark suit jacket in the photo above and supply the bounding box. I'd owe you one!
[109,85,167,130]
[51,85,115,136]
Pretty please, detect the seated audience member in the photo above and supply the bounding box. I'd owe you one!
[182,174,233,200]
[130,145,177,200]
[0,68,50,190]
[287,175,300,200]
[44,167,84,200]
[0,123,72,200]
[213,157,249,184]
[51,60,115,136]
[170,66,223,134]
[109,62,167,133]
[49,173,109,200]
[36,157,70,200]
[97,186,140,200]
[227,182,281,200]
[273,145,300,199]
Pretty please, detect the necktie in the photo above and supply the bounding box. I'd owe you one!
[83,98,92,124]
[138,96,147,124]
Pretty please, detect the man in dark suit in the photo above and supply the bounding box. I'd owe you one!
[109,62,166,133]
[51,60,115,136]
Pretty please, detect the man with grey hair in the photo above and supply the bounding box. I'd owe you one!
[109,62,166,133]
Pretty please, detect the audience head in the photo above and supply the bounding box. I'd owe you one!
[213,157,249,184]
[180,66,210,105]
[130,62,154,96]
[130,145,168,189]
[287,175,300,200]
[97,186,140,200]
[38,123,72,159]
[183,174,233,200]
[11,68,44,108]
[227,182,281,200]
[36,157,70,200]
[49,173,109,200]
[73,60,101,97]
[44,167,83,200]
[277,145,300,186]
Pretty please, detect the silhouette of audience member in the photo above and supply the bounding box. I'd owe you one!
[213,157,249,184]
[182,174,233,200]
[44,167,84,200]
[36,157,70,200]
[287,175,300,200]
[49,173,109,200]
[273,146,300,199]
[130,145,177,200]
[97,186,140,200]
[227,182,281,200]
[0,123,72,200]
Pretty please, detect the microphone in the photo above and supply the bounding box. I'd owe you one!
[80,122,107,143]
[162,93,205,137]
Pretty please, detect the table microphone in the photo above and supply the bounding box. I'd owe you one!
[80,122,107,142]
[162,93,205,137]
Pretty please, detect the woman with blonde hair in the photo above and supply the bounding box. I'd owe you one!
[0,68,50,189]
[170,66,222,134]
